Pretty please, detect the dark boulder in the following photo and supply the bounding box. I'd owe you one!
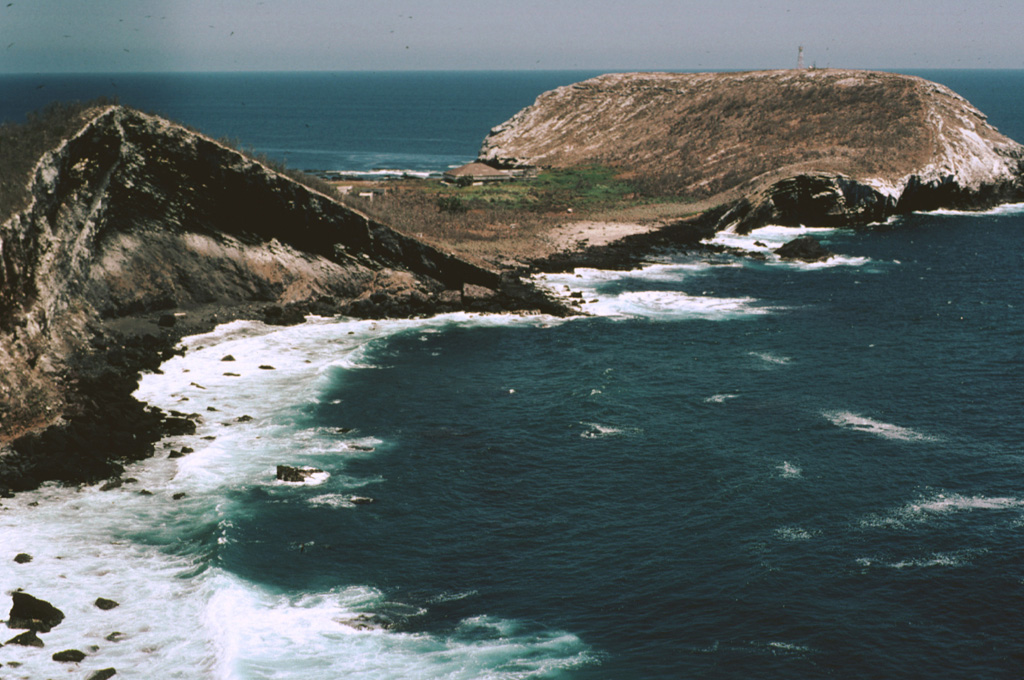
[87,669,118,680]
[5,630,44,647]
[336,613,393,631]
[53,649,87,662]
[774,235,833,262]
[13,553,32,564]
[276,465,324,483]
[94,598,120,611]
[100,478,123,491]
[7,592,65,632]
[263,304,306,326]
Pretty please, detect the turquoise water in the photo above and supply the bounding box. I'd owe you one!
[1,71,1022,679]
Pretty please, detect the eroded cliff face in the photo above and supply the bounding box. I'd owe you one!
[480,70,1024,230]
[0,106,551,490]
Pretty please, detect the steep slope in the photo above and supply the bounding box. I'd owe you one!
[0,106,557,491]
[480,70,1024,230]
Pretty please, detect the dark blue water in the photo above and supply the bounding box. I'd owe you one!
[0,71,604,173]
[207,211,1022,678]
[7,70,1022,175]
[3,70,1022,678]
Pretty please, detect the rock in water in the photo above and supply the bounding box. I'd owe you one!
[53,649,88,662]
[5,630,44,647]
[277,465,324,483]
[13,553,32,564]
[87,669,118,680]
[774,235,834,262]
[7,592,65,632]
[94,598,120,611]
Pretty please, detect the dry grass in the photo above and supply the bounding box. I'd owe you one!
[338,167,701,266]
[480,70,977,199]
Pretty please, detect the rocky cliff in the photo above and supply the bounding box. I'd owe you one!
[480,70,1024,231]
[0,105,558,491]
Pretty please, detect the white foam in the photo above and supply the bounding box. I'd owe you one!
[857,550,984,570]
[778,461,802,479]
[704,225,873,269]
[862,492,1024,529]
[823,410,939,442]
[275,468,331,486]
[580,422,629,439]
[533,263,771,320]
[749,351,791,366]
[774,526,814,541]
[0,312,594,678]
[707,224,839,252]
[704,393,739,404]
[427,590,479,604]
[763,641,813,654]
[909,493,1024,514]
[924,202,1024,217]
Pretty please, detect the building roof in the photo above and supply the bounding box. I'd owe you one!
[443,162,510,178]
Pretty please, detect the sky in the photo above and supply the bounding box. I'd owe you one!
[0,0,1021,73]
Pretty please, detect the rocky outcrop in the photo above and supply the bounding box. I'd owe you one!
[7,591,65,632]
[480,70,1024,231]
[276,465,324,483]
[774,235,833,262]
[0,106,565,492]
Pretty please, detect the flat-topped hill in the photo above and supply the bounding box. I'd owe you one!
[480,70,1024,229]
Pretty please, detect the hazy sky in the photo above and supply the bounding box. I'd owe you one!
[1,0,1020,73]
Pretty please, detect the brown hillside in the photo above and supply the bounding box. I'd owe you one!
[479,69,1024,200]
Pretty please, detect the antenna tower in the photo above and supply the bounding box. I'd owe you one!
[797,46,805,69]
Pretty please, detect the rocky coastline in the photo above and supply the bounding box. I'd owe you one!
[0,105,572,495]
[4,69,1024,495]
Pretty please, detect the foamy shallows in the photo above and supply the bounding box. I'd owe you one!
[861,492,1024,530]
[0,313,589,679]
[855,552,981,570]
[705,225,872,269]
[534,264,770,320]
[925,202,1024,217]
[822,410,939,442]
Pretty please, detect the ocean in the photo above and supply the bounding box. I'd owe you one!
[1,71,1023,679]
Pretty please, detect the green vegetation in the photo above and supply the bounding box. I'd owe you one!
[423,165,640,212]
[338,165,700,266]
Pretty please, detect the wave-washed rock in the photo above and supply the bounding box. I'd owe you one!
[480,69,1024,232]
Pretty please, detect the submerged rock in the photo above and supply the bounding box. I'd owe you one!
[336,613,393,631]
[7,591,65,632]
